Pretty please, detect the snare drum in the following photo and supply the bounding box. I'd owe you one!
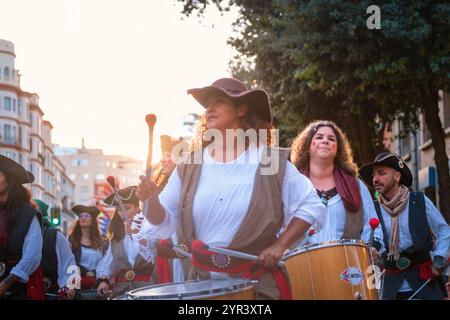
[120,279,257,300]
[283,240,378,300]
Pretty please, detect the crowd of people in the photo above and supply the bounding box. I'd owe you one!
[0,78,449,300]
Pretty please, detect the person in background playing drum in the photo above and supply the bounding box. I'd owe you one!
[33,199,77,300]
[137,77,326,300]
[360,152,450,300]
[139,135,189,285]
[290,120,384,256]
[0,155,43,300]
[96,186,154,299]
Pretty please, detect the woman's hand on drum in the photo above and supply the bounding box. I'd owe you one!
[97,281,109,297]
[258,244,286,268]
[136,175,160,201]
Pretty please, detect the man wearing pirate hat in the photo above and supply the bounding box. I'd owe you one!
[0,155,44,299]
[33,199,77,300]
[96,186,154,299]
[360,152,450,300]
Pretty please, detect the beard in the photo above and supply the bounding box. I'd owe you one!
[375,177,396,195]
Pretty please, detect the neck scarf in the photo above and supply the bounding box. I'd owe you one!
[378,185,410,260]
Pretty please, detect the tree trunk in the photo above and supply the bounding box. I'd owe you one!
[420,87,450,222]
[342,109,375,167]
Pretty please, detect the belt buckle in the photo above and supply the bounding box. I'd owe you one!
[396,257,411,270]
[125,270,135,281]
[86,271,95,277]
[0,262,6,277]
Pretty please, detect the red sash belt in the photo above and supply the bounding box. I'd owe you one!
[81,275,97,290]
[190,240,292,300]
[2,259,44,300]
[27,266,45,300]
[154,240,173,284]
[385,259,433,280]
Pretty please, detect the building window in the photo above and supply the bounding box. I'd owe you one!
[96,174,105,181]
[12,99,16,112]
[69,174,76,180]
[12,126,17,144]
[3,67,10,80]
[18,127,22,146]
[71,159,89,167]
[4,97,11,111]
[1,151,16,161]
[81,185,90,193]
[83,173,90,180]
[398,122,411,157]
[422,117,432,144]
[3,124,12,143]
[18,99,22,115]
[444,91,450,130]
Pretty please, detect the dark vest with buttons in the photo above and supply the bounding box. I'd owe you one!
[374,192,433,257]
[41,225,58,286]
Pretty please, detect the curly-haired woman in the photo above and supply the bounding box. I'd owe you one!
[290,120,384,252]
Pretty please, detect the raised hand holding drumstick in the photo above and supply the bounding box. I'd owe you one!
[136,114,167,225]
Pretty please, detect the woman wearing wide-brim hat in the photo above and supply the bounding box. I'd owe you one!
[0,155,44,300]
[137,77,326,299]
[68,204,107,296]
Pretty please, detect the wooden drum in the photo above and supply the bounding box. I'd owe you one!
[283,240,379,300]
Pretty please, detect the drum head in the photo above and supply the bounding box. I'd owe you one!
[285,239,367,259]
[126,279,256,300]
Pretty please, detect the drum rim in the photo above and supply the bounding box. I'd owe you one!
[283,239,368,259]
[126,279,258,300]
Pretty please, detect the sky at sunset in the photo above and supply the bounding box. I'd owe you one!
[0,0,239,163]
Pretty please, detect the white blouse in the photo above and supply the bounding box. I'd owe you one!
[79,246,104,271]
[145,144,326,279]
[10,216,43,283]
[306,179,384,248]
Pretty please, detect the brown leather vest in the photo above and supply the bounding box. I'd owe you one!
[176,146,290,277]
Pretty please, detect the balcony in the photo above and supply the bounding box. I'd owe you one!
[0,138,22,149]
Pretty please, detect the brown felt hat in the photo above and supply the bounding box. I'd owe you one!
[187,78,273,125]
[0,155,34,184]
[360,152,413,187]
